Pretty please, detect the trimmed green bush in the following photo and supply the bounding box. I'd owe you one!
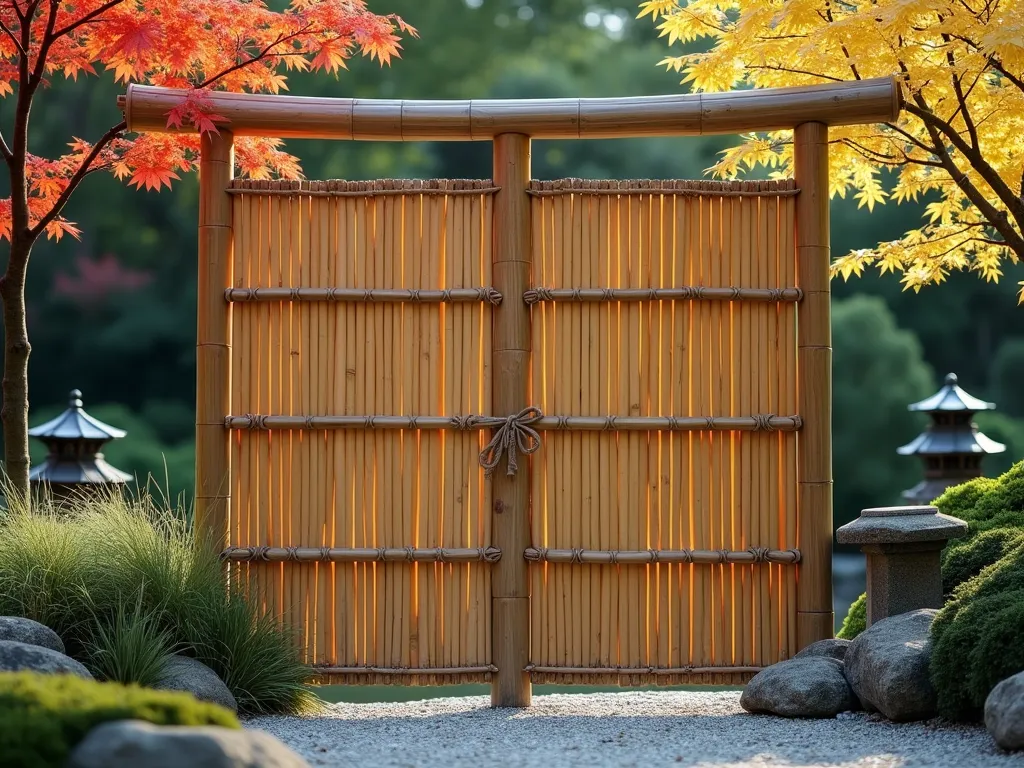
[0,491,314,714]
[940,527,1024,595]
[0,671,238,768]
[837,592,866,640]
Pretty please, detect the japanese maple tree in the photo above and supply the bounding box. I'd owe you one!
[0,0,413,502]
[640,0,1024,297]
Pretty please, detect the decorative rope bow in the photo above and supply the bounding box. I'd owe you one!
[478,406,544,477]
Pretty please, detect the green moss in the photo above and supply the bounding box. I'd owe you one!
[940,527,1024,595]
[837,592,866,640]
[0,671,238,768]
[933,475,1000,523]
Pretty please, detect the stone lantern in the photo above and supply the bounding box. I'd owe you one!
[898,372,1005,505]
[28,389,132,499]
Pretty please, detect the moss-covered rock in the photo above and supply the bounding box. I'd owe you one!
[0,670,238,768]
[837,592,866,640]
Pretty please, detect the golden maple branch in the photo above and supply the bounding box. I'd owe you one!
[29,120,127,239]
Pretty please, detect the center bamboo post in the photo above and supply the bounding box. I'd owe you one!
[490,133,532,707]
[196,130,234,547]
[793,121,834,649]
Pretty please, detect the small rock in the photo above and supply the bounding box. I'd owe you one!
[0,616,65,653]
[985,671,1024,751]
[0,639,92,678]
[67,720,310,768]
[740,657,858,718]
[845,608,938,722]
[794,638,851,663]
[156,656,238,714]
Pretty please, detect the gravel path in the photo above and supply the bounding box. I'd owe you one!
[246,691,1021,767]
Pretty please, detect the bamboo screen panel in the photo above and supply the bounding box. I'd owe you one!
[527,179,799,685]
[228,180,496,684]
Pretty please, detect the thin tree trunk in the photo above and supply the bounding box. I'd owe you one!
[1,235,33,503]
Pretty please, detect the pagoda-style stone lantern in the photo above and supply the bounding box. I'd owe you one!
[898,372,1006,505]
[29,389,132,499]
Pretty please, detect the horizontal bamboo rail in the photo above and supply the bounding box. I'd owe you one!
[120,77,901,140]
[225,414,803,431]
[526,186,799,197]
[312,665,498,676]
[227,185,500,197]
[225,287,503,305]
[524,665,764,676]
[522,286,802,304]
[523,547,801,565]
[222,546,503,563]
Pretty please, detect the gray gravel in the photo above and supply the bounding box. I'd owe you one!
[245,691,1022,767]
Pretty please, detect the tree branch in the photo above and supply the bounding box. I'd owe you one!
[29,0,60,90]
[52,0,127,39]
[903,101,1024,234]
[0,16,26,56]
[29,120,126,239]
[195,26,313,89]
[941,31,979,150]
[746,65,844,82]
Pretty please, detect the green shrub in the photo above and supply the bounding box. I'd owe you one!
[837,592,866,640]
[0,671,238,768]
[933,475,1000,523]
[0,491,312,714]
[940,527,1024,595]
[931,543,1024,721]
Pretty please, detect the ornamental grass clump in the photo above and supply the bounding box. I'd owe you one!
[0,489,313,714]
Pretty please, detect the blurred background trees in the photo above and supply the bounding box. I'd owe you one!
[5,0,1023,539]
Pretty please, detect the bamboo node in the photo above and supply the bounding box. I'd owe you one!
[478,406,544,477]
[752,413,775,431]
[748,547,771,563]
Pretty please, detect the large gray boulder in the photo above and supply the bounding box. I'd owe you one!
[0,639,92,678]
[794,638,851,663]
[845,608,938,722]
[740,657,859,718]
[0,616,65,653]
[985,671,1024,751]
[67,720,310,768]
[156,656,238,714]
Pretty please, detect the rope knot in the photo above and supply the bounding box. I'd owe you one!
[752,413,775,431]
[570,547,584,564]
[242,414,268,430]
[285,546,299,562]
[523,286,554,305]
[320,547,332,560]
[482,546,502,563]
[747,546,770,563]
[254,546,271,561]
[483,287,503,305]
[450,414,480,431]
[478,406,544,477]
[405,547,416,562]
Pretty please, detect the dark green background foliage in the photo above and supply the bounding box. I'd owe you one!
[2,0,1023,529]
[0,671,238,768]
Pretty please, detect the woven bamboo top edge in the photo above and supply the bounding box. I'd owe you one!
[226,178,797,195]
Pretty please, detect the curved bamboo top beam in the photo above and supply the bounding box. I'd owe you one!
[118,77,901,141]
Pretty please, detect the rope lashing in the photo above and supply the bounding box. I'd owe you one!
[522,286,555,305]
[478,406,544,477]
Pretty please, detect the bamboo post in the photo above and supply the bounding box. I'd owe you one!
[491,133,532,707]
[196,130,234,546]
[793,121,833,650]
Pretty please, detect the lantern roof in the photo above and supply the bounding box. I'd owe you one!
[896,428,1006,456]
[907,373,995,413]
[28,390,127,442]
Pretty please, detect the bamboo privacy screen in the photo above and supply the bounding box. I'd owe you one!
[527,179,799,685]
[123,75,903,706]
[227,179,497,683]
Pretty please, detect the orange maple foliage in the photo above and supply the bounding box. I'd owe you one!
[0,0,415,241]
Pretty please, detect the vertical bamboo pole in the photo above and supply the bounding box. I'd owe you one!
[794,122,834,649]
[196,130,234,546]
[491,133,531,707]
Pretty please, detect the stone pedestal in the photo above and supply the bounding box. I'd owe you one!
[836,506,968,628]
